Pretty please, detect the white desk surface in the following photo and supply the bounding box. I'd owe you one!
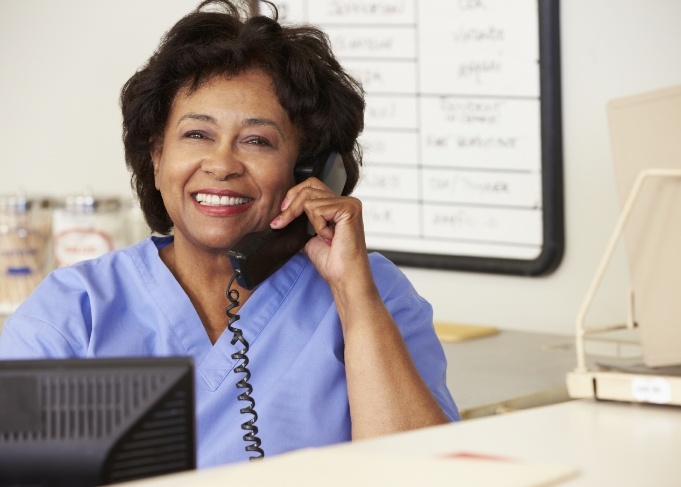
[348,399,681,486]
[123,399,681,487]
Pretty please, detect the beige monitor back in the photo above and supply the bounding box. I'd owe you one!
[608,84,681,368]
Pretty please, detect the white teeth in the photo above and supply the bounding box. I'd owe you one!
[194,193,251,206]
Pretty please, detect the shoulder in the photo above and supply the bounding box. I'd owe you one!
[37,237,159,291]
[368,252,414,288]
[6,239,158,328]
[0,238,163,357]
[365,253,435,344]
[368,252,425,305]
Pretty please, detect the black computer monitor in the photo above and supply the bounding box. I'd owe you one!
[0,356,196,487]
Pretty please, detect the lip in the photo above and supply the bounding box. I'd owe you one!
[190,189,254,217]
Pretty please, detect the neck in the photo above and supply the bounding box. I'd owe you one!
[159,238,253,344]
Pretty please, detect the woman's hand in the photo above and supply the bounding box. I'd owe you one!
[269,177,373,290]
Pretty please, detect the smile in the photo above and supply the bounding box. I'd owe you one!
[193,193,253,207]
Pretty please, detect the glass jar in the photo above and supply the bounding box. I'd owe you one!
[0,194,53,315]
[123,198,152,246]
[52,194,124,268]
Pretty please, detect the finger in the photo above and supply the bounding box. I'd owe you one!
[271,184,337,229]
[305,201,340,239]
[280,177,333,211]
[302,197,364,241]
[270,196,341,237]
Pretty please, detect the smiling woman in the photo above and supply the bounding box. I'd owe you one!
[0,0,459,470]
[150,71,299,256]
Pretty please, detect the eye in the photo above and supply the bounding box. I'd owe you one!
[184,130,207,139]
[245,136,272,147]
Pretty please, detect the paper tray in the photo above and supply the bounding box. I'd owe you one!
[567,370,681,406]
[566,167,681,407]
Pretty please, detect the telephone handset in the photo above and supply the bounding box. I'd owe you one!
[228,150,347,290]
[225,151,345,461]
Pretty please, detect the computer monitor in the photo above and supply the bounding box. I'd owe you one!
[0,356,196,487]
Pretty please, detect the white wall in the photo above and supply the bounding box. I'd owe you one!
[2,0,680,335]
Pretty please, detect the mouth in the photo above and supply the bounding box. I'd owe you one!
[192,192,253,207]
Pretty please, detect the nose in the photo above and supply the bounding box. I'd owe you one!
[201,144,244,181]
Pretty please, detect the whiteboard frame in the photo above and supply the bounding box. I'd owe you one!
[367,0,564,276]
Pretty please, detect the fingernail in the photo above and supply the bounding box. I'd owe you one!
[280,198,288,210]
[270,215,282,227]
[323,237,332,246]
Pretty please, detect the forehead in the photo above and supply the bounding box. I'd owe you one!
[165,68,300,147]
[173,69,284,115]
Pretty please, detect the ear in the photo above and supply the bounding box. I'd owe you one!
[150,139,162,189]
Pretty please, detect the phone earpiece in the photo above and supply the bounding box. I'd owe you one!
[294,151,346,194]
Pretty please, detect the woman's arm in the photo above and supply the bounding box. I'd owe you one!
[271,178,452,439]
[331,271,451,438]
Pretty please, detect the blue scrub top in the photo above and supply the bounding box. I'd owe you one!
[0,236,459,467]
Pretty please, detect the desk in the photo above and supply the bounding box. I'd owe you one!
[349,399,681,486]
[123,400,681,486]
[443,330,576,418]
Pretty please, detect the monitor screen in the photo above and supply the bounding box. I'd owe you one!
[0,356,196,487]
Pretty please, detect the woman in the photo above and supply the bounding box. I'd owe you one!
[0,0,459,467]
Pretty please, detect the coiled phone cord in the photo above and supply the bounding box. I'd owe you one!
[226,272,265,460]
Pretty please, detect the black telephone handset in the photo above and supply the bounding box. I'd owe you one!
[226,151,345,461]
[228,151,347,290]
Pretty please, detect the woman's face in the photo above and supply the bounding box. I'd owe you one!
[152,69,300,252]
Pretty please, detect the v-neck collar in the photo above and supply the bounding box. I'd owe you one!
[131,237,309,391]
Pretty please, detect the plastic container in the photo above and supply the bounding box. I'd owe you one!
[0,195,53,315]
[123,198,153,246]
[52,194,124,267]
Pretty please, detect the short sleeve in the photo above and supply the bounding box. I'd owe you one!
[369,253,460,421]
[0,269,91,359]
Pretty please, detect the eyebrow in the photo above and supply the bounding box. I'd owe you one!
[176,113,285,137]
[177,113,217,125]
[242,117,284,137]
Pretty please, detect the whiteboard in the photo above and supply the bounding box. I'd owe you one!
[270,0,564,275]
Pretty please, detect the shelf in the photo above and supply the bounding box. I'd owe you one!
[567,370,681,406]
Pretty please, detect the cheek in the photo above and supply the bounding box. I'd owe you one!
[272,173,296,200]
[154,154,189,194]
[257,163,296,197]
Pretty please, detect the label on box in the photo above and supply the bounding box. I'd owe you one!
[53,228,114,267]
[632,377,672,404]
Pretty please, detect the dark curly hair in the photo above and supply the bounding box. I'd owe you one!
[120,0,365,235]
